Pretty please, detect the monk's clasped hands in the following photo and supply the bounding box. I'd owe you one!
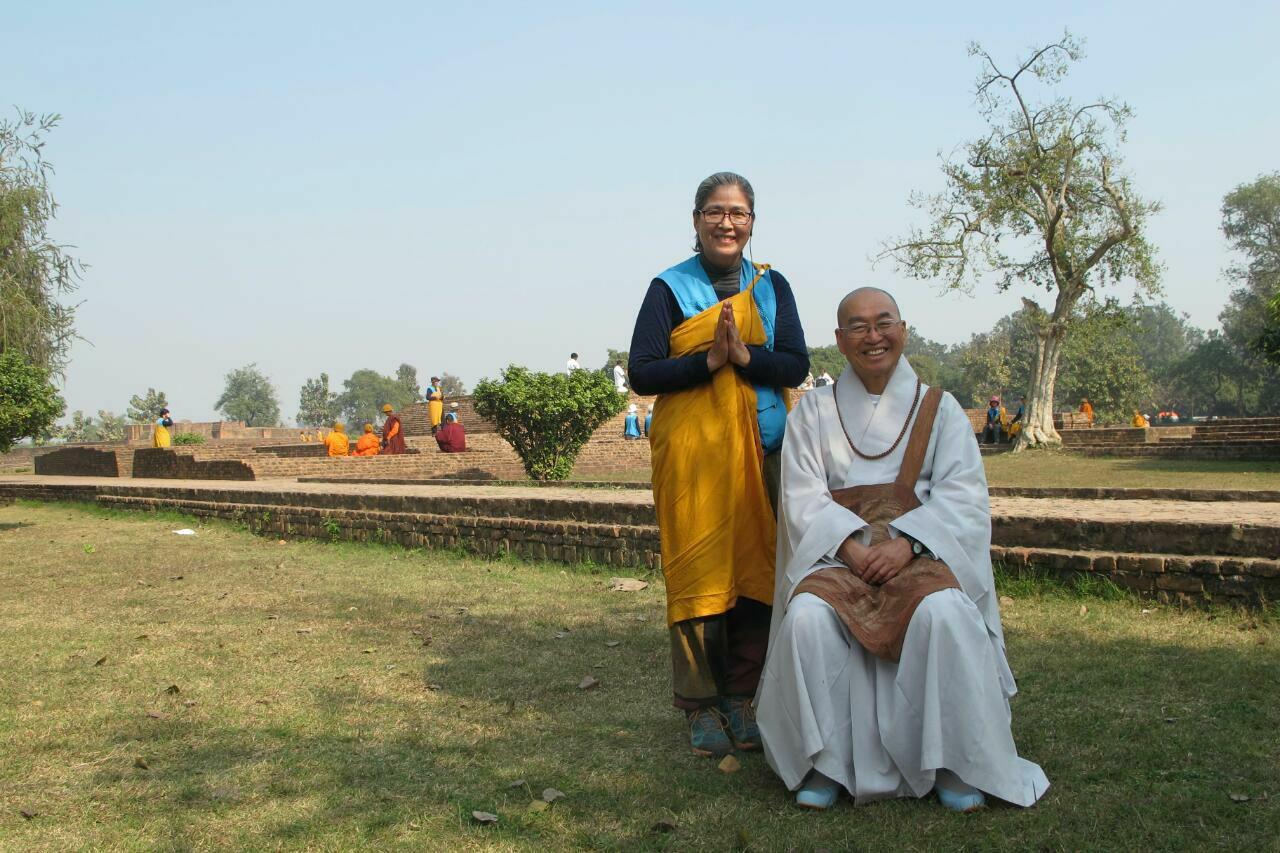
[837,535,913,585]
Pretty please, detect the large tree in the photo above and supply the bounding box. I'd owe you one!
[1220,174,1280,370]
[0,111,82,374]
[0,350,63,452]
[335,368,415,428]
[296,372,339,427]
[126,388,168,424]
[438,371,467,397]
[881,34,1160,450]
[214,363,280,426]
[394,363,420,402]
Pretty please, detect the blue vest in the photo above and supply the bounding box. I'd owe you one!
[656,255,786,453]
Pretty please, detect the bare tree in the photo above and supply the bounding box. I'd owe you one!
[879,33,1160,449]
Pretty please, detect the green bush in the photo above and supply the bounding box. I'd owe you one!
[473,365,627,481]
[0,351,64,453]
[172,433,206,445]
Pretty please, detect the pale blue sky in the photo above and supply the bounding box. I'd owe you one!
[7,1,1277,423]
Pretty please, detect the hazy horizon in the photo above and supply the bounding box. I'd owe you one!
[8,1,1276,424]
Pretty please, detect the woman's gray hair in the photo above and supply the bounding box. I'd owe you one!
[692,171,755,253]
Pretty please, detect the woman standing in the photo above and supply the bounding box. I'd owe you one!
[153,408,174,448]
[629,172,809,757]
[425,378,444,435]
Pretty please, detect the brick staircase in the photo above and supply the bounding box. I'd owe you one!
[1062,417,1280,461]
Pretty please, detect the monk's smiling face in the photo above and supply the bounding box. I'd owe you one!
[834,288,908,394]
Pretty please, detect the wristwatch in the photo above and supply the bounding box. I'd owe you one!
[902,534,926,557]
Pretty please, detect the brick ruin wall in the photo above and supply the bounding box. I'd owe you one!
[3,479,1276,607]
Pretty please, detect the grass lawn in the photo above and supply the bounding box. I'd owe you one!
[983,451,1280,490]
[1,501,1277,851]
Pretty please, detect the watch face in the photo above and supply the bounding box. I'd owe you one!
[912,541,923,555]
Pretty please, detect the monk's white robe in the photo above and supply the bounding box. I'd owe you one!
[756,359,1049,807]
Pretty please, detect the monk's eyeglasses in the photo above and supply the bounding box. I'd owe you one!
[696,208,754,226]
[837,319,903,339]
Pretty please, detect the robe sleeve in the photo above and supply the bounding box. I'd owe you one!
[777,394,870,583]
[888,393,1014,695]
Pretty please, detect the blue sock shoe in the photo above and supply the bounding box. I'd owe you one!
[796,770,840,810]
[935,769,986,812]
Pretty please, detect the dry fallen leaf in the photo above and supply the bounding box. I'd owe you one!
[19,808,37,820]
[605,640,621,648]
[527,800,549,813]
[718,755,742,774]
[1229,793,1250,803]
[999,595,1014,608]
[426,683,442,691]
[134,634,149,640]
[93,656,107,667]
[134,756,150,770]
[554,631,569,640]
[168,575,184,581]
[507,779,527,789]
[183,699,197,707]
[542,787,565,803]
[1079,604,1088,616]
[609,577,649,592]
[362,648,376,654]
[577,676,599,691]
[471,811,499,825]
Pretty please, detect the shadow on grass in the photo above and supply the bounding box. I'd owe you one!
[83,597,1280,851]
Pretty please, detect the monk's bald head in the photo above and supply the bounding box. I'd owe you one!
[837,287,901,327]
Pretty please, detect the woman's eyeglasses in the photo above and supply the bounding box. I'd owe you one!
[696,208,754,226]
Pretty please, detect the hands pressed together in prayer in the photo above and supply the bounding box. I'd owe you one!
[706,302,752,373]
[837,534,914,585]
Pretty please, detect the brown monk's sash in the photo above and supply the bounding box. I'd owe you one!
[792,386,960,662]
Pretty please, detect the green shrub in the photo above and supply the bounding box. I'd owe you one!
[473,365,627,481]
[172,433,206,445]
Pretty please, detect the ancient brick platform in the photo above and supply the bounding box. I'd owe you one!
[2,475,1276,608]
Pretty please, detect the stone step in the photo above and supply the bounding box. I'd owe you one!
[991,545,1279,604]
[991,508,1279,558]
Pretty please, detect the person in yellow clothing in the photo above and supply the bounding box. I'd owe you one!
[1080,397,1095,425]
[627,172,810,758]
[1132,410,1149,428]
[353,423,381,456]
[425,378,444,434]
[153,408,173,448]
[323,422,350,457]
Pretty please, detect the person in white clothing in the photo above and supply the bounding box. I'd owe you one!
[613,361,627,393]
[755,287,1049,813]
[566,353,581,374]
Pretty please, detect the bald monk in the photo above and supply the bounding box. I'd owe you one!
[756,287,1048,813]
[323,422,350,457]
[381,404,407,454]
[1080,397,1095,425]
[354,423,380,456]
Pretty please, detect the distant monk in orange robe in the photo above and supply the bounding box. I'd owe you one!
[1079,397,1095,425]
[323,422,350,457]
[380,404,407,454]
[354,423,380,456]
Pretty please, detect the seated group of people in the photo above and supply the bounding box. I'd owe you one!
[316,402,466,457]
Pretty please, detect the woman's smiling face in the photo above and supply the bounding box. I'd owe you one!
[693,184,753,269]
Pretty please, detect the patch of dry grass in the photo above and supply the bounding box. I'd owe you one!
[1,501,1277,851]
[983,451,1280,490]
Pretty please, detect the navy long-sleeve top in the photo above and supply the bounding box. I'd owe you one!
[628,268,809,396]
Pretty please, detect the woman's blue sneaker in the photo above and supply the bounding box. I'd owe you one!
[686,707,733,757]
[796,772,840,810]
[719,696,760,750]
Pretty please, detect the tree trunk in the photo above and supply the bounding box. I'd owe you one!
[1013,324,1066,451]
